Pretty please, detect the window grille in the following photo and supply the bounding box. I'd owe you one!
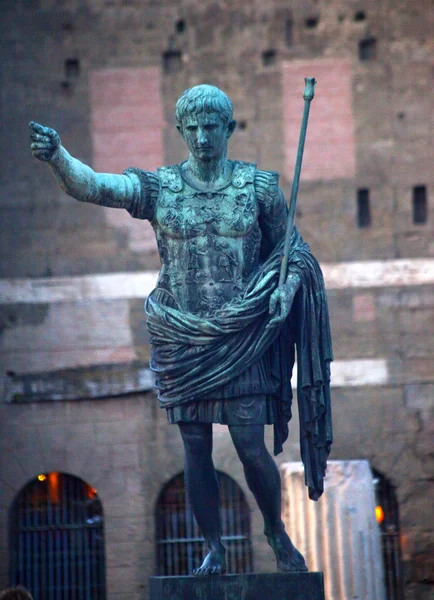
[156,471,253,575]
[373,470,405,600]
[9,472,106,600]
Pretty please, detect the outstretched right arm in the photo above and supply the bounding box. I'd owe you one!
[29,121,139,210]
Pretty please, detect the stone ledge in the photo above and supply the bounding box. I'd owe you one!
[149,572,325,600]
[5,361,154,403]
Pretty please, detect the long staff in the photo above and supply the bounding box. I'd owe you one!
[278,77,316,287]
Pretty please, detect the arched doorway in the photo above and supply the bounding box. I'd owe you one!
[373,469,405,600]
[9,472,106,600]
[155,470,253,575]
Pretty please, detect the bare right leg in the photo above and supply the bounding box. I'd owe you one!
[178,422,227,576]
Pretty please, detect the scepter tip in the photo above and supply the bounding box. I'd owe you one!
[303,77,317,101]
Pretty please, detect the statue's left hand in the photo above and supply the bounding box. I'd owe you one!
[267,274,301,329]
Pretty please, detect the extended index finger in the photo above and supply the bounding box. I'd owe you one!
[29,121,47,135]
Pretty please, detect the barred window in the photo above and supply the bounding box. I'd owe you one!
[156,471,253,575]
[9,472,106,600]
[373,470,405,600]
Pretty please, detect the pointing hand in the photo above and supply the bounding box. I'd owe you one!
[29,121,61,162]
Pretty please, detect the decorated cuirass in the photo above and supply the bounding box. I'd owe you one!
[153,161,262,314]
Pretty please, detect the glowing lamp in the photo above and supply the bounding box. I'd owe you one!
[88,487,98,499]
[375,505,384,523]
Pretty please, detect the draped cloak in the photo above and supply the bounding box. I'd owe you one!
[146,227,333,501]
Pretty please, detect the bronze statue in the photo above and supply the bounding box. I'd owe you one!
[30,83,332,576]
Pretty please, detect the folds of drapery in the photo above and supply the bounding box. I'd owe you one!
[145,229,333,500]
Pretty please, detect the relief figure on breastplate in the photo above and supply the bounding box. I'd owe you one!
[215,239,238,284]
[242,225,262,280]
[194,192,223,233]
[30,81,332,579]
[227,192,256,232]
[185,238,208,284]
[162,208,181,234]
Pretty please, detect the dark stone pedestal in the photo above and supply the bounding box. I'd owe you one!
[149,572,325,600]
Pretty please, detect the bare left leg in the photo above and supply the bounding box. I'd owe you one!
[228,424,307,572]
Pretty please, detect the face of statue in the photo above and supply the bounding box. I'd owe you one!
[178,111,235,162]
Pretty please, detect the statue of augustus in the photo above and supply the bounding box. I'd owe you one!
[30,84,332,576]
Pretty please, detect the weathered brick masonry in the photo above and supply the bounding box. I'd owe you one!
[0,1,433,598]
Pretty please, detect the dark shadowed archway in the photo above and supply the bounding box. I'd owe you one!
[373,469,405,600]
[9,472,106,600]
[155,470,253,575]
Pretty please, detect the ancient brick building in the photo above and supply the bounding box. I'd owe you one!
[0,0,433,599]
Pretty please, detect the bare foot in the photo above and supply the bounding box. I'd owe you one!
[267,529,308,572]
[193,547,227,576]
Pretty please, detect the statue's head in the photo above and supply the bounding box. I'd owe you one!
[175,84,234,126]
[175,84,236,161]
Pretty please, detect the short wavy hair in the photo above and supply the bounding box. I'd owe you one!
[0,587,34,600]
[175,84,233,126]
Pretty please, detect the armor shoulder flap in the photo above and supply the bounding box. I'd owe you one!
[232,161,257,189]
[254,168,280,203]
[157,165,184,192]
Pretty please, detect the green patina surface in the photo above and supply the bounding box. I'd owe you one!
[30,83,332,575]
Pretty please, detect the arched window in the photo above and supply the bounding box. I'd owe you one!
[155,471,253,575]
[373,470,405,600]
[9,472,106,600]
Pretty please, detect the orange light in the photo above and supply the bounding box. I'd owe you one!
[38,474,46,482]
[48,472,60,504]
[88,487,98,499]
[375,505,384,523]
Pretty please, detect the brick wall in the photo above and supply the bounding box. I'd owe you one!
[282,59,356,182]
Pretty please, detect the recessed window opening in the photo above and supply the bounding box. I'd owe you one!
[359,37,377,60]
[262,49,277,67]
[357,188,371,227]
[175,19,186,33]
[413,185,427,224]
[155,471,253,575]
[354,11,366,22]
[65,58,80,78]
[162,49,183,74]
[285,19,293,46]
[305,17,319,28]
[238,120,248,130]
